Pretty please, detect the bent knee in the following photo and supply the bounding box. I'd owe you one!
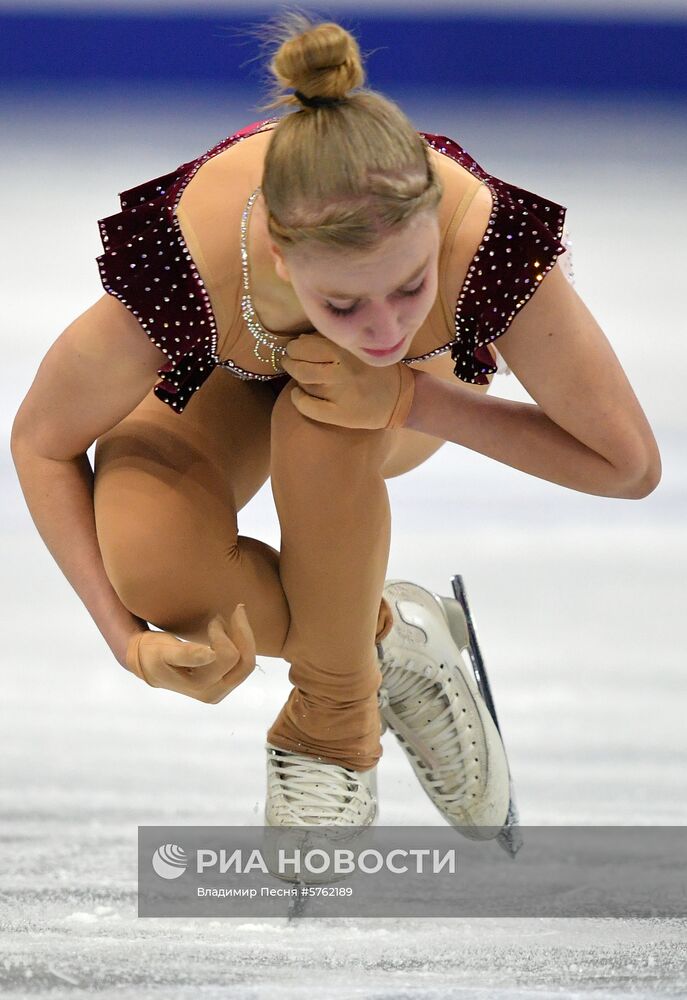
[270,377,392,468]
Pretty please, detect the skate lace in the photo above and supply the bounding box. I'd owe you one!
[268,748,371,825]
[379,657,481,803]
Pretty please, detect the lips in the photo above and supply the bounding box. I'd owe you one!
[362,336,406,357]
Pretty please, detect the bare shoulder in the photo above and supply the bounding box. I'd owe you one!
[174,131,272,338]
[176,126,272,241]
[439,179,494,318]
[429,145,494,229]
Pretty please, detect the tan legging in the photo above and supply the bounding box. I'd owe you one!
[93,362,489,771]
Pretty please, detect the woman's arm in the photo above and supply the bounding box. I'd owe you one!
[404,261,661,499]
[11,294,169,667]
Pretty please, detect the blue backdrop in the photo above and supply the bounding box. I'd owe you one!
[1,7,686,97]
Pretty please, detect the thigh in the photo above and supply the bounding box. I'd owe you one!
[381,351,493,480]
[92,367,279,624]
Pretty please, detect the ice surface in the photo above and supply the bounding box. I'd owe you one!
[1,85,685,997]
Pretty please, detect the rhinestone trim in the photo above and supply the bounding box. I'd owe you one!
[96,117,569,407]
[167,117,286,387]
[237,186,288,373]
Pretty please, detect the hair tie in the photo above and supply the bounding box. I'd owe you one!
[294,90,345,109]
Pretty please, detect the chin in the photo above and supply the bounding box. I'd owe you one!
[362,354,401,367]
[357,340,409,365]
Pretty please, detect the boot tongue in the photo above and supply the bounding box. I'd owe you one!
[277,753,355,821]
[382,696,445,772]
[385,675,464,778]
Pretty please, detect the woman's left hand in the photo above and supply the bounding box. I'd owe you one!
[280,332,416,430]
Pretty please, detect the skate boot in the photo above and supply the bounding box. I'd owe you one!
[377,580,510,840]
[263,742,377,883]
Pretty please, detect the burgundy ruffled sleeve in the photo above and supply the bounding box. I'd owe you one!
[95,117,275,413]
[422,132,571,385]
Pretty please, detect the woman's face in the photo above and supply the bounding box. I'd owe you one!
[270,209,440,366]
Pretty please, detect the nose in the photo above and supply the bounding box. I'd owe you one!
[361,304,403,349]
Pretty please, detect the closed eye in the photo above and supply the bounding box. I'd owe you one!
[325,278,427,318]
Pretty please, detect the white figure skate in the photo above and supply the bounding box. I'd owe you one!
[263,742,378,886]
[377,576,522,857]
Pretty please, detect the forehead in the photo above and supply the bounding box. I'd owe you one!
[290,211,439,275]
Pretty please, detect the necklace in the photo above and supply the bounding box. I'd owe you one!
[240,186,288,373]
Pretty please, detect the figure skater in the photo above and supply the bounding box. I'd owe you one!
[11,12,661,842]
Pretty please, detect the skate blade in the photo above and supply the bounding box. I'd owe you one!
[437,580,524,859]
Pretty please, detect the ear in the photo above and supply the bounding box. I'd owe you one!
[268,241,291,284]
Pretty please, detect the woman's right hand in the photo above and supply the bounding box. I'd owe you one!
[124,604,256,703]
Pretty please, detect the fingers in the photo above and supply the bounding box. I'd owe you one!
[282,356,337,386]
[165,640,217,669]
[215,605,256,682]
[130,607,258,703]
[172,606,257,703]
[163,614,237,694]
[290,385,334,424]
[206,612,239,666]
[201,605,258,704]
[226,604,257,668]
[285,332,333,361]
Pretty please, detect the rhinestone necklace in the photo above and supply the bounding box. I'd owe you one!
[240,185,288,373]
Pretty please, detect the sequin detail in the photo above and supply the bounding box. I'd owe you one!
[96,117,572,412]
[96,117,283,413]
[402,133,571,383]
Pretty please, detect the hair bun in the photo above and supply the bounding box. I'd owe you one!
[269,14,365,106]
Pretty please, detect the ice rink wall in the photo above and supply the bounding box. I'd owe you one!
[1,0,686,98]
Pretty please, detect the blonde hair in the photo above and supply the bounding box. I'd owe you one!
[252,8,443,254]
